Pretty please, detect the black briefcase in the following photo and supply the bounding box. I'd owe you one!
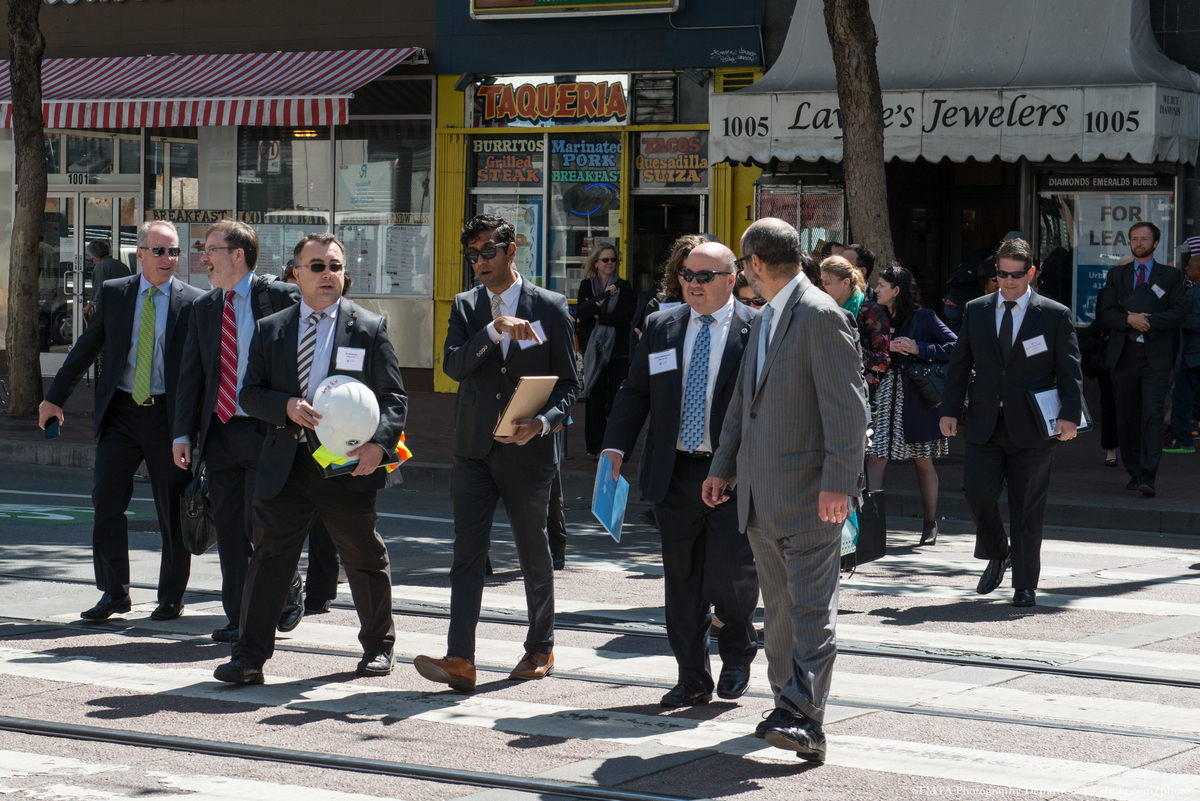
[179,463,217,556]
[841,490,887,571]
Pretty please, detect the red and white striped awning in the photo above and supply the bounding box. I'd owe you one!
[0,48,425,129]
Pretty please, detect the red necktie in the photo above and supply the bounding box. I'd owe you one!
[216,290,238,423]
[1128,265,1148,342]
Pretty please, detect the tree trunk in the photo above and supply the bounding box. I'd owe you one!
[6,0,47,416]
[823,0,895,283]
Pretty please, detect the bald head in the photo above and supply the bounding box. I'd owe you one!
[741,217,801,279]
[681,240,737,315]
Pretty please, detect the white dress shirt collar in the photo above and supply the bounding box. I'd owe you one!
[299,297,340,326]
[139,273,173,296]
[489,273,523,312]
[995,286,1032,312]
[765,273,803,342]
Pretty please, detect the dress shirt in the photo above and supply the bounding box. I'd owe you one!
[765,273,804,346]
[118,274,172,396]
[993,286,1032,345]
[484,274,524,358]
[676,297,735,453]
[298,299,339,402]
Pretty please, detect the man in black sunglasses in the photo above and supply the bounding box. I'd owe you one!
[39,220,205,623]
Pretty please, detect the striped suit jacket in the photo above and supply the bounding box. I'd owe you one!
[709,272,869,538]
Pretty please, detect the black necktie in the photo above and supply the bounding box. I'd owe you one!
[999,300,1016,363]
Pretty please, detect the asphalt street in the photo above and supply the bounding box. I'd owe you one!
[0,460,1198,800]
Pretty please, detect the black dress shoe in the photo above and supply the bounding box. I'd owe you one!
[214,655,264,685]
[211,623,239,643]
[484,555,494,576]
[80,593,131,621]
[755,707,794,739]
[277,571,304,633]
[638,509,658,529]
[660,683,712,708]
[1126,475,1141,491]
[552,556,566,571]
[150,602,184,621]
[303,598,331,614]
[716,664,751,700]
[1013,589,1037,607]
[1139,478,1156,497]
[976,554,1010,595]
[764,709,827,763]
[356,650,394,677]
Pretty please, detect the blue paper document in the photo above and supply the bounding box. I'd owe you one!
[592,453,630,543]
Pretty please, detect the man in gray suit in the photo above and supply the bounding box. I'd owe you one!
[703,218,869,763]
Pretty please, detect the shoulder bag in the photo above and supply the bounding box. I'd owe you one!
[904,312,948,410]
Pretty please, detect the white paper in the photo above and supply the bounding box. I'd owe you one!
[1032,388,1062,437]
[658,302,683,311]
[517,320,547,350]
[335,347,366,371]
[1022,334,1048,357]
[649,349,678,375]
[1152,283,1166,298]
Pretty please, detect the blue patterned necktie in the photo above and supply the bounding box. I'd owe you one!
[756,303,775,385]
[680,314,714,452]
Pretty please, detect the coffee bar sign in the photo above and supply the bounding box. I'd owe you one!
[475,80,628,127]
[712,84,1200,165]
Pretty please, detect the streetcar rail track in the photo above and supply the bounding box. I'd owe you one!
[0,714,689,801]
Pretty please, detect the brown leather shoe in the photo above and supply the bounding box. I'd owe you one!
[509,651,554,681]
[413,654,476,692]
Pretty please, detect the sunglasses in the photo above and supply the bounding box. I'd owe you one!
[598,257,618,264]
[996,268,1029,279]
[738,296,768,307]
[138,246,181,257]
[464,243,510,264]
[680,269,732,284]
[306,261,344,273]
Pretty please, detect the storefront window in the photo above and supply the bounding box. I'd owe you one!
[334,121,433,297]
[146,140,166,210]
[44,135,61,175]
[549,132,621,295]
[119,139,141,175]
[634,131,708,190]
[170,143,198,209]
[1037,173,1176,324]
[67,134,112,175]
[756,185,845,255]
[468,134,545,288]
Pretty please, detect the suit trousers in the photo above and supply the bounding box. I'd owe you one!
[1097,370,1119,452]
[206,416,265,624]
[746,505,840,723]
[304,519,340,603]
[92,393,191,603]
[547,428,567,562]
[656,453,758,691]
[584,357,629,454]
[964,414,1056,590]
[236,450,395,667]
[1112,341,1170,480]
[1169,365,1200,446]
[449,444,556,662]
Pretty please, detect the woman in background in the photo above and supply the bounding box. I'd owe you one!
[577,243,636,457]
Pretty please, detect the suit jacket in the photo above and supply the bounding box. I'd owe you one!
[88,257,131,303]
[46,274,204,439]
[443,281,579,465]
[602,301,756,504]
[576,276,636,359]
[174,276,301,454]
[239,298,408,500]
[941,291,1084,449]
[709,274,870,537]
[1099,259,1187,371]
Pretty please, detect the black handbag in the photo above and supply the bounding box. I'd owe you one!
[841,490,887,571]
[179,462,217,556]
[904,315,949,409]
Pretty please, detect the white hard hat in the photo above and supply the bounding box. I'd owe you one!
[312,375,380,460]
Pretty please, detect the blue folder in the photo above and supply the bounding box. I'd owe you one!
[592,453,630,543]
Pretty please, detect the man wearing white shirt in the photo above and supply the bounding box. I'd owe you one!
[601,242,759,708]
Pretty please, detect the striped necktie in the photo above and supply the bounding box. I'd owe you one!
[755,303,775,386]
[215,290,238,423]
[491,292,502,320]
[297,310,327,399]
[680,314,714,452]
[130,285,159,405]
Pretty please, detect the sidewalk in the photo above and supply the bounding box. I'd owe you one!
[7,384,1199,536]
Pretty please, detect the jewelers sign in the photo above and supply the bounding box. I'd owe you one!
[711,84,1200,165]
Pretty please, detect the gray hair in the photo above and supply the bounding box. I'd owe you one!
[138,220,179,247]
[742,218,800,277]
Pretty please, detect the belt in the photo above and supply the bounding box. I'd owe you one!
[214,412,253,422]
[676,449,713,460]
[115,389,165,407]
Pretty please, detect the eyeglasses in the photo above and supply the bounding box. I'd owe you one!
[996,268,1030,280]
[738,296,767,307]
[306,261,344,273]
[201,246,233,257]
[138,246,181,258]
[679,269,732,284]
[464,243,510,264]
[598,257,618,264]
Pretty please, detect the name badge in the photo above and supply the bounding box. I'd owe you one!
[658,302,683,311]
[336,346,366,370]
[649,349,678,375]
[1022,335,1048,357]
[1152,283,1166,299]
[517,320,547,350]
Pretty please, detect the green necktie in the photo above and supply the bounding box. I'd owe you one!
[131,286,159,405]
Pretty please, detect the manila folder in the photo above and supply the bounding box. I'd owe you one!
[494,376,558,437]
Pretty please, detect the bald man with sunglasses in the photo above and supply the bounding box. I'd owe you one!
[39,220,205,622]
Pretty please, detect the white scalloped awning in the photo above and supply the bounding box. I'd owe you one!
[711,0,1200,165]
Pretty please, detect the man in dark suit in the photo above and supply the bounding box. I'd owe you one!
[213,232,407,684]
[414,213,578,693]
[1099,221,1187,496]
[941,238,1084,608]
[83,239,131,313]
[601,241,759,708]
[172,221,310,643]
[39,221,204,621]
